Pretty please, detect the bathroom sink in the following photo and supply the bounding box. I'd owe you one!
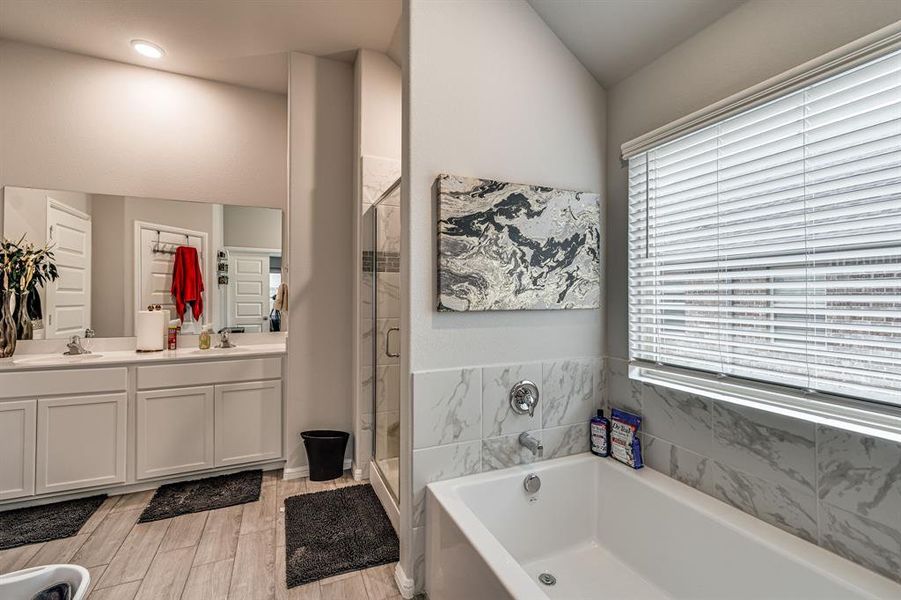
[14,353,104,366]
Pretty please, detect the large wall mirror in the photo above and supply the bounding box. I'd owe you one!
[2,186,284,340]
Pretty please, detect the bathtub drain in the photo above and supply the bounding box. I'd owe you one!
[538,573,557,586]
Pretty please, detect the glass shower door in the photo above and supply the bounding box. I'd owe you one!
[371,184,401,501]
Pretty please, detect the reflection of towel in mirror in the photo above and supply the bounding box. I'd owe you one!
[274,282,288,312]
[171,246,204,321]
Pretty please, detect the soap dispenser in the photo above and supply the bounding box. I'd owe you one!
[199,325,212,350]
[590,410,610,457]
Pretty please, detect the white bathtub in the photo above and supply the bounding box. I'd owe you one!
[425,454,901,600]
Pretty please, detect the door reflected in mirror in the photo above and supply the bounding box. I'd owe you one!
[1,186,283,340]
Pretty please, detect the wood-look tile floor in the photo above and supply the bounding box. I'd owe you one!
[0,470,404,600]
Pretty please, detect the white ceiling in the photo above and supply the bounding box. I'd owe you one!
[0,0,744,93]
[527,0,745,88]
[0,0,402,94]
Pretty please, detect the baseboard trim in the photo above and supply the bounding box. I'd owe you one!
[282,458,353,481]
[394,562,415,599]
[0,459,286,511]
[351,461,368,481]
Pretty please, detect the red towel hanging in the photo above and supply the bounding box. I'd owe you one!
[171,246,204,322]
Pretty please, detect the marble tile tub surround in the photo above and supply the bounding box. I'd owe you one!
[411,357,605,528]
[607,356,901,584]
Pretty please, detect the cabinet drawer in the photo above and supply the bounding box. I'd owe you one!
[136,358,282,389]
[0,368,127,399]
[36,393,127,494]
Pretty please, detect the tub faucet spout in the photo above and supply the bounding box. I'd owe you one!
[518,432,543,458]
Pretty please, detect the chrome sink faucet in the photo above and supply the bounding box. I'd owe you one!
[519,432,543,458]
[217,330,237,349]
[64,335,91,356]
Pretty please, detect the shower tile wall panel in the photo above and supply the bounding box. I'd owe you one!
[607,356,901,584]
[362,156,401,208]
[411,357,605,528]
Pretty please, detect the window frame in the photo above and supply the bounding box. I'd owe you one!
[622,24,901,442]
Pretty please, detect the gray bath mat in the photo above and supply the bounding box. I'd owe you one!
[139,470,262,522]
[285,484,399,586]
[0,495,107,550]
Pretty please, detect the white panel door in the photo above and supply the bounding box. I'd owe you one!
[138,226,205,330]
[136,386,215,480]
[46,201,91,339]
[0,399,36,500]
[214,380,282,466]
[227,252,270,333]
[36,393,127,494]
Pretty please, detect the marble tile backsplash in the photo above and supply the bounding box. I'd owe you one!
[412,356,605,528]
[607,356,901,584]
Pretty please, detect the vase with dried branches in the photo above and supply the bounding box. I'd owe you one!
[0,237,59,358]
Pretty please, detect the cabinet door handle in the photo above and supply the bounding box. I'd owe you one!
[385,327,400,358]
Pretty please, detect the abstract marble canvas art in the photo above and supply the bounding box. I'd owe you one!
[437,174,601,311]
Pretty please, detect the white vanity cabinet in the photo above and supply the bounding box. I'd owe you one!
[0,351,284,507]
[0,400,37,500]
[36,393,128,494]
[136,386,215,480]
[136,357,283,478]
[0,367,128,498]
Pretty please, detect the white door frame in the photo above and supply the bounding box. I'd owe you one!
[224,246,280,331]
[134,220,210,330]
[45,197,92,339]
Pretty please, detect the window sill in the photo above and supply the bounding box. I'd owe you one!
[630,362,901,444]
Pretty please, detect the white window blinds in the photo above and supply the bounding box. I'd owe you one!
[628,49,901,406]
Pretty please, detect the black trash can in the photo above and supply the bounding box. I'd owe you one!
[301,430,350,481]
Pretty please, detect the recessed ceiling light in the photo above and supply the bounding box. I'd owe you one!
[131,40,165,59]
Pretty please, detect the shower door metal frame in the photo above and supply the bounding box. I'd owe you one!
[369,177,401,503]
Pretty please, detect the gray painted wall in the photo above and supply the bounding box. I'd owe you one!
[223,205,282,249]
[407,0,606,374]
[287,52,356,471]
[405,0,606,589]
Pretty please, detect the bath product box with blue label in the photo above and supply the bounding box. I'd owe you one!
[610,408,643,469]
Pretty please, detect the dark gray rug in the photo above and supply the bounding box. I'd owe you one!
[0,495,107,550]
[285,484,399,587]
[139,470,262,522]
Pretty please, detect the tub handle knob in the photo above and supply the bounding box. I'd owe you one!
[510,380,539,417]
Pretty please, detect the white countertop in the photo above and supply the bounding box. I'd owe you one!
[0,342,286,371]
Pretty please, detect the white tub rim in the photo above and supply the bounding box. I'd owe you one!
[425,452,901,600]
